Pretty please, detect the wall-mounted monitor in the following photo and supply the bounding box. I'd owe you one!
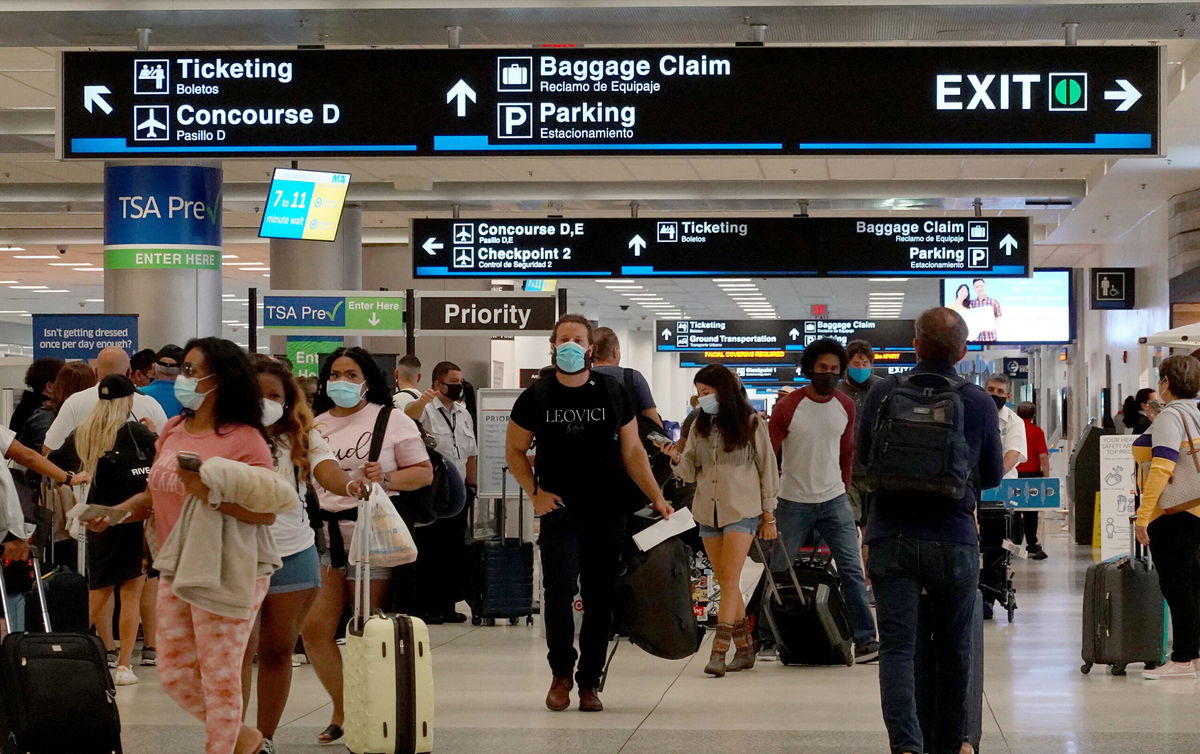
[940,268,1074,345]
[258,168,351,242]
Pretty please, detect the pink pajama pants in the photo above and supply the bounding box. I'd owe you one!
[157,577,270,754]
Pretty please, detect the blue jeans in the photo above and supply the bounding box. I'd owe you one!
[771,495,877,647]
[869,535,979,754]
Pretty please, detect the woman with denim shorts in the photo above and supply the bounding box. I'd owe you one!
[240,357,365,754]
[657,364,779,677]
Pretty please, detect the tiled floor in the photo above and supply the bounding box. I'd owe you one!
[115,513,1200,752]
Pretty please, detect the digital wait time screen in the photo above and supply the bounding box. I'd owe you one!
[258,168,350,242]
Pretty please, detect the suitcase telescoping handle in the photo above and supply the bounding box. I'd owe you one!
[752,531,807,609]
[351,494,370,632]
[499,466,525,547]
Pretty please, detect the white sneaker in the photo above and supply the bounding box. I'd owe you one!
[113,665,139,686]
[1143,660,1197,680]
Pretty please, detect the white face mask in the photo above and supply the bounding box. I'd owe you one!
[261,398,285,427]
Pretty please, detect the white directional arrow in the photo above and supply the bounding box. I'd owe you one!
[999,234,1019,255]
[446,80,476,117]
[84,85,113,115]
[1104,79,1142,112]
[661,328,671,340]
[422,237,444,256]
[788,328,800,340]
[368,312,381,327]
[628,234,647,256]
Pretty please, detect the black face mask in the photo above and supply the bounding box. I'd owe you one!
[443,383,464,401]
[810,373,839,395]
[991,394,1007,411]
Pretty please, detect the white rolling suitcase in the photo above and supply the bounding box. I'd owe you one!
[343,497,435,754]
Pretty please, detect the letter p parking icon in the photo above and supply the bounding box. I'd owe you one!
[498,103,533,139]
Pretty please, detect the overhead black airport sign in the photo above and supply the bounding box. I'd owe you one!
[415,291,557,336]
[60,46,1159,158]
[414,217,1029,279]
[659,319,918,352]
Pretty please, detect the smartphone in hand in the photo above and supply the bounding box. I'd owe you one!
[177,451,202,472]
[647,431,671,446]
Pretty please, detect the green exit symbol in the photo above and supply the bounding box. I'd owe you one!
[1048,73,1087,111]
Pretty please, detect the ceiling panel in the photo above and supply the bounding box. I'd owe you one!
[960,157,1035,180]
[623,159,700,181]
[689,158,765,181]
[827,158,895,181]
[757,159,830,181]
[893,158,963,180]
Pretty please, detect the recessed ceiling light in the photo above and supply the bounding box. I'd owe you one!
[48,262,93,267]
[0,281,15,284]
[0,310,29,314]
[224,254,239,259]
[222,293,236,298]
[4,247,25,252]
[84,298,104,302]
[35,289,70,293]
[730,294,767,299]
[712,278,752,282]
[597,279,636,284]
[869,278,909,282]
[13,255,57,259]
[9,285,46,289]
[605,285,643,290]
[72,267,104,272]
[717,283,758,289]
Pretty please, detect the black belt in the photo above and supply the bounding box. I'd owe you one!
[319,509,359,569]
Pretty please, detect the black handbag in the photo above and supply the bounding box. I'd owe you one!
[368,405,438,527]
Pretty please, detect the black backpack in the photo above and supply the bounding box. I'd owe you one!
[864,372,973,499]
[621,369,673,489]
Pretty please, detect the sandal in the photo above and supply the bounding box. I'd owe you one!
[318,724,344,745]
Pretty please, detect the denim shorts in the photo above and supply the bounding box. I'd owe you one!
[698,514,761,539]
[269,546,322,595]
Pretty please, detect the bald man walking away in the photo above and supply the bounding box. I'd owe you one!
[43,347,168,453]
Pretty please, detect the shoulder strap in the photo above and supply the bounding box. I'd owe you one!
[623,367,636,394]
[600,375,626,428]
[367,404,391,463]
[401,388,420,399]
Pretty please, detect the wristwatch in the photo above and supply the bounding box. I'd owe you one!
[62,471,74,486]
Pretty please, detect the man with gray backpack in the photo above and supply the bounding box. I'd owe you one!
[858,307,1004,754]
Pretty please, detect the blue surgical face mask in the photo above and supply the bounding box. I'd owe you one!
[326,379,365,408]
[554,341,588,374]
[173,374,214,411]
[698,393,720,415]
[847,366,872,384]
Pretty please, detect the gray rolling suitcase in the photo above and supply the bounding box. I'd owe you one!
[1080,517,1167,676]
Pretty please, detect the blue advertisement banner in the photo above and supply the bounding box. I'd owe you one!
[33,314,139,360]
[103,164,222,247]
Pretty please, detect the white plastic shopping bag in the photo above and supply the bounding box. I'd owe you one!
[350,483,417,568]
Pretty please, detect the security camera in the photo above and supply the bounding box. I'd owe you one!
[619,304,630,311]
[56,245,67,255]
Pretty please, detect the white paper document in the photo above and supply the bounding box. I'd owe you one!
[632,507,697,552]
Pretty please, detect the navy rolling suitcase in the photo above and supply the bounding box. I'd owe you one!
[915,590,984,753]
[466,471,534,626]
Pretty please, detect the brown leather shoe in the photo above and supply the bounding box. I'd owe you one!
[545,676,572,711]
[578,686,603,712]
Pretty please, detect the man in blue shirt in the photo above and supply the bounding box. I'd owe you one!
[857,308,1003,754]
[139,344,184,419]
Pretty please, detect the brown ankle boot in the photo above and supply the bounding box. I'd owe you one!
[704,623,734,677]
[726,618,756,672]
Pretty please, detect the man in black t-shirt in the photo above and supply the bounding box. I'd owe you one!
[508,314,673,714]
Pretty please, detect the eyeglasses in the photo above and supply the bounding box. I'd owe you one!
[180,362,207,377]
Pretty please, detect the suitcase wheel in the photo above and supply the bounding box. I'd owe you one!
[484,617,496,627]
[509,617,520,625]
[1145,661,1158,671]
[471,616,483,626]
[1006,603,1016,623]
[1109,664,1127,676]
[1081,663,1092,675]
[526,615,534,625]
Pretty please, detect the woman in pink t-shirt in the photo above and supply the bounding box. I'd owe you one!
[300,346,432,746]
[87,338,277,754]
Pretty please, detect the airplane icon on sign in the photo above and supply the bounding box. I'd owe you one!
[133,105,169,141]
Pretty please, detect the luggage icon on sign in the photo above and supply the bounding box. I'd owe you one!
[497,57,533,93]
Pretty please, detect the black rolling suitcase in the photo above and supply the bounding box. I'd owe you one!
[0,539,121,754]
[751,536,854,666]
[978,504,1017,622]
[466,471,534,626]
[1081,517,1166,676]
[23,507,89,634]
[915,590,984,753]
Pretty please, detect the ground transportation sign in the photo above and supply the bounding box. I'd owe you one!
[659,319,919,351]
[413,217,1029,278]
[60,46,1158,158]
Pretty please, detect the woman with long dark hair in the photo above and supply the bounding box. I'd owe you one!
[86,337,279,754]
[240,357,363,754]
[657,364,778,677]
[302,346,432,746]
[1123,387,1159,435]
